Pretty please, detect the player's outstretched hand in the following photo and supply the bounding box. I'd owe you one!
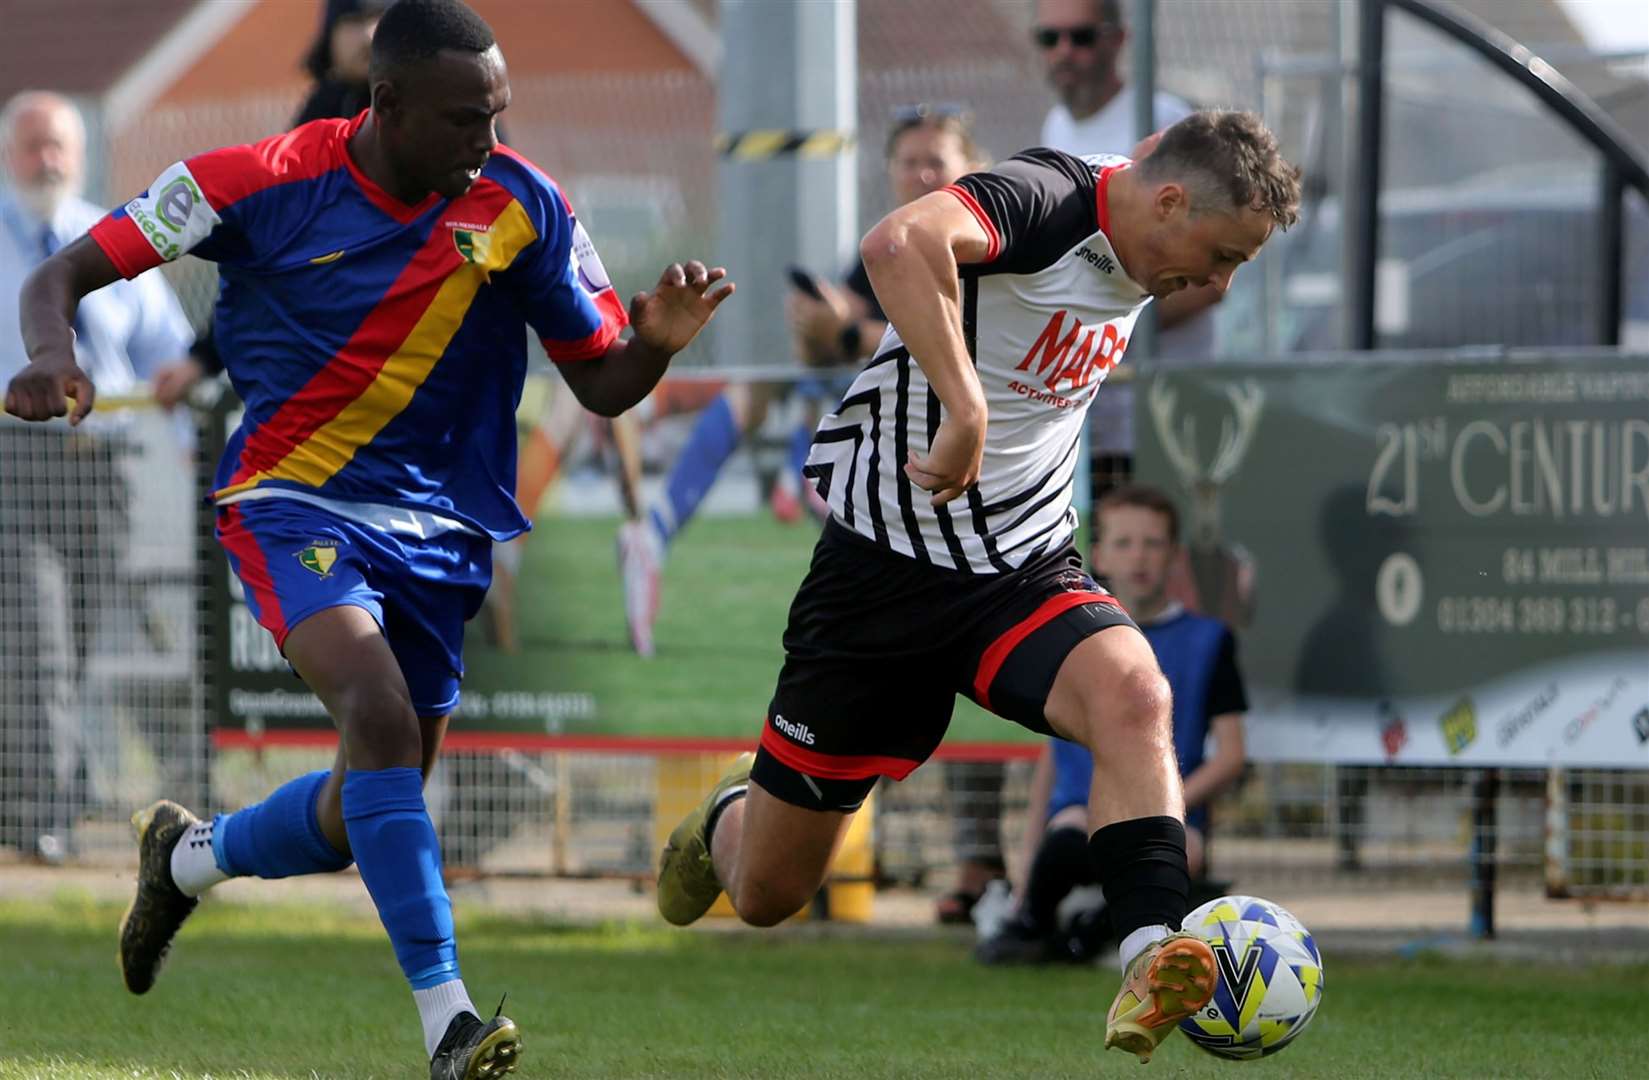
[905,412,986,507]
[5,354,96,425]
[630,261,735,356]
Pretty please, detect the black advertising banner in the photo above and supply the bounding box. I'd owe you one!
[1134,359,1649,766]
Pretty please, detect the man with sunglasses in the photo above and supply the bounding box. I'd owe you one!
[1034,0,1222,374]
[659,109,1300,1064]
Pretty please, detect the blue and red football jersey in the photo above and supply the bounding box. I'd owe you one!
[90,112,627,539]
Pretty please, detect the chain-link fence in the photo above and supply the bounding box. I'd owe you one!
[0,404,208,864]
[2,393,1639,919]
[6,1,1644,937]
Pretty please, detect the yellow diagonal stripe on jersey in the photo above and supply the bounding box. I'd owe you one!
[240,200,537,491]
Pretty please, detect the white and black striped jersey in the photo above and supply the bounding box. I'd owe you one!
[803,148,1151,574]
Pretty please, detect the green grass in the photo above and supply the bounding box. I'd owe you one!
[460,513,1028,744]
[1,895,1639,1079]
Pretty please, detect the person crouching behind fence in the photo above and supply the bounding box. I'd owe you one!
[977,485,1248,965]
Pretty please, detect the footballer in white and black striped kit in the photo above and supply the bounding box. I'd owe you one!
[659,110,1300,1064]
[807,149,1152,572]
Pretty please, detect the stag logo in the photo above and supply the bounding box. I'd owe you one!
[1147,378,1264,629]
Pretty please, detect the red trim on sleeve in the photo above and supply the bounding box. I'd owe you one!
[188,115,355,214]
[544,287,628,363]
[1094,163,1128,243]
[972,590,1121,711]
[942,183,1001,262]
[759,723,923,782]
[88,215,162,279]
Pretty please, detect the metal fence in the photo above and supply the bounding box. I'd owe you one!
[2,399,1641,929]
[6,1,1645,933]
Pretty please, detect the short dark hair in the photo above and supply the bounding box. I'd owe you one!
[369,0,495,80]
[1138,110,1302,229]
[884,104,987,167]
[1096,484,1181,545]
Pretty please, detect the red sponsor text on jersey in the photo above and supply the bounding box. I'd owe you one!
[1013,309,1129,395]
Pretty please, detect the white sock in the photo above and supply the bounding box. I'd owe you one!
[492,537,523,577]
[643,504,672,554]
[415,979,477,1058]
[1119,923,1174,974]
[169,819,230,897]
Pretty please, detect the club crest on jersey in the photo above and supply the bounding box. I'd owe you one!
[452,227,493,265]
[296,540,339,578]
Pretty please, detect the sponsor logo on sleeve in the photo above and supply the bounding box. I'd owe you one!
[568,217,613,295]
[124,161,220,262]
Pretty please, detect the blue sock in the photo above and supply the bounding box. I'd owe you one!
[341,767,459,990]
[787,420,812,481]
[649,393,741,548]
[213,769,352,879]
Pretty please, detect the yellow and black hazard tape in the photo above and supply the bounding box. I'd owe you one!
[715,129,855,160]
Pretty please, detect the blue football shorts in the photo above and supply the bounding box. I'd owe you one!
[217,496,492,718]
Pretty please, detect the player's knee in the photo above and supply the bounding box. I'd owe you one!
[335,680,422,769]
[1087,666,1171,749]
[730,875,813,928]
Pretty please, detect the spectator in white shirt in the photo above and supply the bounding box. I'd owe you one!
[1032,0,1224,455]
[0,90,196,862]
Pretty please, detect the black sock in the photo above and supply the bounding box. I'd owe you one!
[1087,816,1190,942]
[1021,826,1094,935]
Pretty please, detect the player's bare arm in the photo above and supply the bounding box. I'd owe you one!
[860,190,992,506]
[1179,711,1245,809]
[1011,743,1056,898]
[557,259,734,418]
[1155,281,1223,328]
[6,234,123,424]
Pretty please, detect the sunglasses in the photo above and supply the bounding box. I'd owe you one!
[1033,24,1106,49]
[890,102,973,125]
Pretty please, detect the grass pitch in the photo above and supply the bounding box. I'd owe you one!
[460,513,1031,744]
[1,893,1638,1079]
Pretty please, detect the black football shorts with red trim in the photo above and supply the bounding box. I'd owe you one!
[754,519,1136,812]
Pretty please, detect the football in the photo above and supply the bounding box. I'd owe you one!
[1177,895,1324,1059]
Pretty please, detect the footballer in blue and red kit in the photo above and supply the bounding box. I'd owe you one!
[15,3,730,1071]
[90,111,625,716]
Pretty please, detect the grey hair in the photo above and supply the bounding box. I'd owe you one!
[0,90,87,149]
